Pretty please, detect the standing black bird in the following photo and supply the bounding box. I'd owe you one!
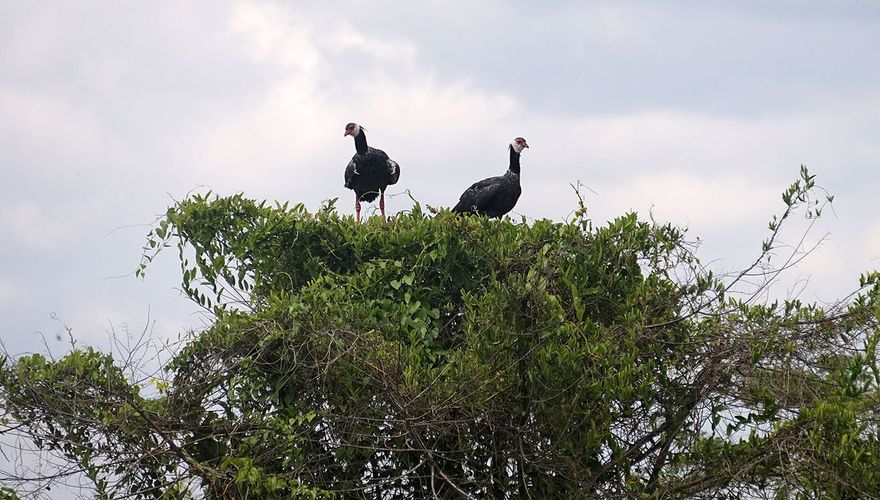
[452,137,529,218]
[343,122,400,223]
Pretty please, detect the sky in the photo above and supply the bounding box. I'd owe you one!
[1,0,880,491]
[2,0,880,352]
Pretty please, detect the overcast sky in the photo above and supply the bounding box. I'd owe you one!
[2,0,880,494]
[2,0,880,376]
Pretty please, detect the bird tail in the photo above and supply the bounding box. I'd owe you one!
[359,190,379,203]
[451,200,471,213]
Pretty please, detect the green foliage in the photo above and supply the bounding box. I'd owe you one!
[0,487,20,500]
[3,173,879,498]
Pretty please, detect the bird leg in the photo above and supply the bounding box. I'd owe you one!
[379,190,387,224]
[355,197,362,223]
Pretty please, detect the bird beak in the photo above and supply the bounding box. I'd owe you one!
[344,130,351,137]
[523,143,530,148]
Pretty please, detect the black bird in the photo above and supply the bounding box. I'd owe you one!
[343,122,400,223]
[452,137,529,218]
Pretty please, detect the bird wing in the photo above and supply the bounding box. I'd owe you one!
[453,176,503,213]
[363,148,400,185]
[387,159,400,185]
[344,157,358,188]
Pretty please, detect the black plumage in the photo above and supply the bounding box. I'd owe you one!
[343,122,400,223]
[452,137,529,218]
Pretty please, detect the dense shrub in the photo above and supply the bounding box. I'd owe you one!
[2,170,879,498]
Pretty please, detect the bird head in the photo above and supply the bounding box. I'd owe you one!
[344,123,362,137]
[511,137,529,153]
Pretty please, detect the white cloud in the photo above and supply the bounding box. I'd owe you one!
[0,279,14,306]
[184,3,519,196]
[0,201,79,252]
[0,86,103,158]
[861,223,880,270]
[327,23,416,61]
[557,110,820,176]
[600,172,778,228]
[183,72,343,191]
[360,76,518,130]
[229,3,321,73]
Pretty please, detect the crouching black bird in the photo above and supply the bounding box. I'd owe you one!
[343,122,400,223]
[452,137,529,218]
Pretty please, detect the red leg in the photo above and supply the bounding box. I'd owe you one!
[355,197,362,223]
[379,190,386,223]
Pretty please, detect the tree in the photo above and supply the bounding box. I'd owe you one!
[2,168,879,498]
